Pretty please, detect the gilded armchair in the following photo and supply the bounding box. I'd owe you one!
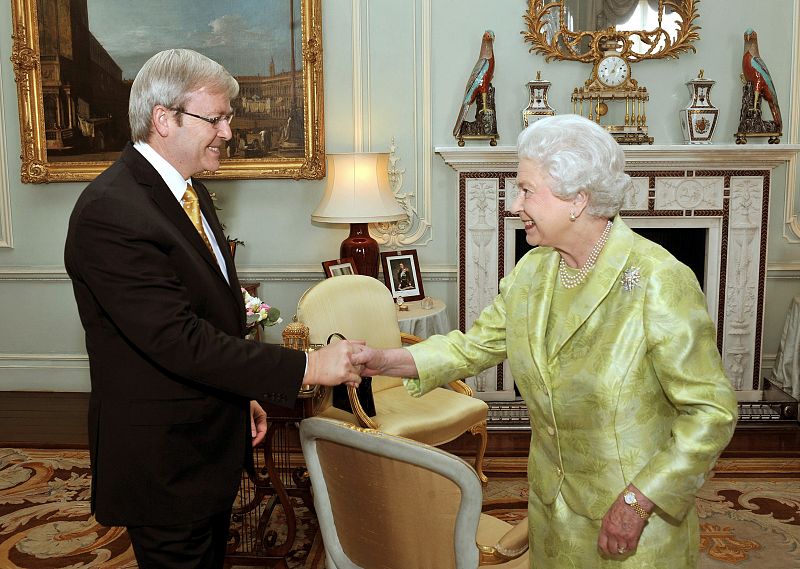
[296,274,489,483]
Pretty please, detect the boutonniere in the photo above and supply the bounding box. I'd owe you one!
[620,267,642,292]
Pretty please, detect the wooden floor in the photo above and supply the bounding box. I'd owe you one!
[2,391,799,458]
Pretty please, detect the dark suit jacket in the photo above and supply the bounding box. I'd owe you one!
[64,143,305,527]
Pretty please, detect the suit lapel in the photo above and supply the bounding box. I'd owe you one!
[122,146,244,325]
[548,217,634,357]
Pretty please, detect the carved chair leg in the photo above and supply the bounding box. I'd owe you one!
[470,421,489,485]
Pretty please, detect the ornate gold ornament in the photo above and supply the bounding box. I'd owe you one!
[522,1,702,145]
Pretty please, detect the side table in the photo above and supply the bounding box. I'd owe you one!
[226,381,327,567]
[396,298,451,339]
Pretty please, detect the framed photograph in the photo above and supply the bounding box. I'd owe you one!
[10,0,325,183]
[322,258,358,278]
[380,250,425,302]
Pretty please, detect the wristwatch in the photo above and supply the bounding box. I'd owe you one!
[623,490,650,519]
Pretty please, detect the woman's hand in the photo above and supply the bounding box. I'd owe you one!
[598,485,653,557]
[350,345,419,379]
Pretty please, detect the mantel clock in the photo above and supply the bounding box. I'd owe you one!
[522,0,702,145]
[572,40,652,144]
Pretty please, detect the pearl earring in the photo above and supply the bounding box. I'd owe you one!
[569,210,576,222]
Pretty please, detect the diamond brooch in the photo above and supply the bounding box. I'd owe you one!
[620,267,641,292]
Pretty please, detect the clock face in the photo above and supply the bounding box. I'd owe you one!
[597,55,629,87]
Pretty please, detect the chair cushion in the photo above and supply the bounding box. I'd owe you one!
[477,514,530,568]
[373,387,488,446]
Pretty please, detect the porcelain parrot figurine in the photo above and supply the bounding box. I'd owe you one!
[742,28,781,130]
[452,30,495,138]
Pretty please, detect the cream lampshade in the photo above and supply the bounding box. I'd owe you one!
[312,153,406,278]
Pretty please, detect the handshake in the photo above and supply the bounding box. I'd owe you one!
[301,340,416,387]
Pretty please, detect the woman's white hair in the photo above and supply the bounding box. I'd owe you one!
[129,49,239,142]
[516,114,631,218]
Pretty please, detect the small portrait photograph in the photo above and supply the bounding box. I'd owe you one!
[380,250,425,301]
[322,258,358,278]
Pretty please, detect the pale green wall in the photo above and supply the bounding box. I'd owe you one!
[0,0,797,391]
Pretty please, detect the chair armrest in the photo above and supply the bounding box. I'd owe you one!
[347,385,379,430]
[447,379,473,396]
[399,333,474,396]
[477,517,529,565]
[400,332,423,345]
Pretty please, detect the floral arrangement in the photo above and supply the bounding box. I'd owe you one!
[242,288,282,329]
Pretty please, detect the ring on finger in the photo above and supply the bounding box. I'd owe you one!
[617,547,626,554]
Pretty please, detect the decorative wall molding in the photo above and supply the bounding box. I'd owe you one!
[0,266,457,283]
[0,62,12,249]
[352,0,433,247]
[0,353,88,366]
[2,264,793,282]
[792,0,800,146]
[0,354,90,392]
[0,268,67,281]
[783,0,800,241]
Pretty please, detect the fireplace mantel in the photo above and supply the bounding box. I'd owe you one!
[436,144,800,402]
[436,144,800,171]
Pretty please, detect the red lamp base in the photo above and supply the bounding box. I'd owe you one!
[341,223,379,279]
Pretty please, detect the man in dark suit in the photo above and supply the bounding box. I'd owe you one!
[64,49,361,568]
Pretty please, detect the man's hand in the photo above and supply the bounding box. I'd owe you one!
[303,340,364,387]
[250,400,267,447]
[598,485,652,557]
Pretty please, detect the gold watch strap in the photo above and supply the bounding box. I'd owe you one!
[629,501,649,519]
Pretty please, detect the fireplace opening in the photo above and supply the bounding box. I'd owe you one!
[514,227,707,291]
[631,227,706,290]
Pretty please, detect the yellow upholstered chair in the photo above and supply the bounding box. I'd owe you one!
[296,274,489,483]
[299,417,528,569]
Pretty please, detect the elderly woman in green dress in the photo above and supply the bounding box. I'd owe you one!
[352,114,737,568]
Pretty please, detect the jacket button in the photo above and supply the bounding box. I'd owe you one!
[556,466,563,476]
[547,426,556,436]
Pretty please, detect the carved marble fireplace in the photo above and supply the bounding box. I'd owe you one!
[437,145,798,403]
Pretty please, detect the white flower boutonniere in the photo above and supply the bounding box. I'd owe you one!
[620,267,642,292]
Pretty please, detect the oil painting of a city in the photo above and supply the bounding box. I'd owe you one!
[37,0,308,165]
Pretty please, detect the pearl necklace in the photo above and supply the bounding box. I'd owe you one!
[558,220,613,289]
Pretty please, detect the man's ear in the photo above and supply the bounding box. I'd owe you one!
[152,105,171,138]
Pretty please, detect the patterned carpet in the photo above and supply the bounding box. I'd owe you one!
[1,449,798,568]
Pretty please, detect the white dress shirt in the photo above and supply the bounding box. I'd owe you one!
[133,142,229,283]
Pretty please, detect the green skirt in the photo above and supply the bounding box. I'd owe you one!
[526,489,699,568]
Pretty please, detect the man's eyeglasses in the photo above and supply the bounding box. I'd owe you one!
[171,108,234,127]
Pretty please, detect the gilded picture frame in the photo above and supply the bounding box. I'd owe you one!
[10,0,325,183]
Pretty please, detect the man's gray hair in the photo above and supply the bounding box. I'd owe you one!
[516,114,631,218]
[129,49,239,142]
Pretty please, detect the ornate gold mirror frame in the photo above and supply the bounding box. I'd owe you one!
[522,0,701,62]
[10,0,325,183]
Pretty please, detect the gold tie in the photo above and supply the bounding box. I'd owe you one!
[182,184,216,257]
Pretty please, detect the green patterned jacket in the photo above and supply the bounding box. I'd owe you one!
[407,218,737,521]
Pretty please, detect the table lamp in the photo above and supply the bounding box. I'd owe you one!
[312,153,407,278]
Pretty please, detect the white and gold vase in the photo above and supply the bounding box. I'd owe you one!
[680,70,719,144]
